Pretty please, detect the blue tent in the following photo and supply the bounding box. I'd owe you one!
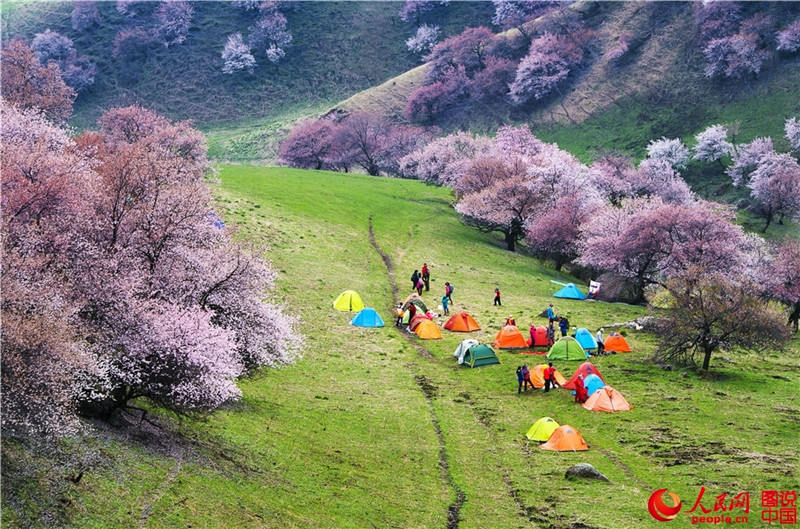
[575,328,598,351]
[583,374,606,397]
[553,283,586,300]
[351,308,385,328]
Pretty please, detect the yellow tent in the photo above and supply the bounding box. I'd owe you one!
[525,417,560,442]
[333,290,364,312]
[414,320,443,340]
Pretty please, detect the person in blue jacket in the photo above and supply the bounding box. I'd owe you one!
[546,303,556,321]
[558,316,569,337]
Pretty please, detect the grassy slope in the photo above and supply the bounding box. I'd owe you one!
[6,166,797,528]
[1,1,493,160]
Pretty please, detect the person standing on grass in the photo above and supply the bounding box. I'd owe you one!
[546,320,555,347]
[558,316,569,337]
[516,366,524,394]
[544,362,557,392]
[416,276,424,296]
[395,303,404,327]
[574,374,588,403]
[408,302,417,323]
[596,328,605,354]
[445,282,453,303]
[411,269,420,291]
[421,263,430,291]
[493,286,501,306]
[522,364,533,391]
[505,315,516,326]
[546,303,556,321]
[441,294,450,316]
[529,323,538,346]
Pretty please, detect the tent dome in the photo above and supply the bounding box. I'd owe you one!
[461,344,500,368]
[529,325,548,347]
[530,364,567,388]
[583,374,606,397]
[540,425,588,451]
[351,308,384,328]
[526,417,560,442]
[444,312,481,332]
[547,337,589,361]
[494,325,528,349]
[604,332,631,353]
[582,386,632,412]
[552,283,586,300]
[563,362,605,390]
[414,320,442,340]
[453,339,480,364]
[574,328,598,351]
[333,290,365,312]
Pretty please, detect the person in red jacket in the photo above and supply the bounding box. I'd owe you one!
[574,374,588,403]
[421,263,430,291]
[493,286,501,306]
[544,362,558,392]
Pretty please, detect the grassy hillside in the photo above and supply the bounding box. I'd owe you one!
[4,166,798,528]
[327,2,800,160]
[1,1,493,133]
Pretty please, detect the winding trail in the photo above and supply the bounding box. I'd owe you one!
[138,456,183,529]
[368,216,465,528]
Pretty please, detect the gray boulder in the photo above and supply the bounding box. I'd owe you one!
[565,463,610,482]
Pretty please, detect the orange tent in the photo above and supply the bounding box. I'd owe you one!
[409,313,428,331]
[529,364,567,388]
[414,320,443,340]
[562,362,605,390]
[539,425,588,452]
[444,312,481,332]
[604,332,631,353]
[528,326,548,347]
[494,325,528,349]
[582,386,632,412]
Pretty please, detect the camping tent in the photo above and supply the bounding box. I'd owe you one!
[401,294,428,313]
[350,308,384,328]
[526,417,560,442]
[604,332,631,353]
[414,320,443,340]
[582,374,605,397]
[461,344,501,368]
[552,283,586,300]
[409,313,428,331]
[539,425,588,451]
[582,386,632,412]
[574,328,598,351]
[333,290,365,312]
[528,326,548,347]
[444,312,481,332]
[563,362,605,390]
[494,325,528,349]
[454,339,480,364]
[547,337,589,361]
[529,364,568,388]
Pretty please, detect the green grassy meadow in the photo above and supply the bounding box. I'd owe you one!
[7,166,797,529]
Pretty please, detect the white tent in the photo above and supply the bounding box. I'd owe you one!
[453,339,479,364]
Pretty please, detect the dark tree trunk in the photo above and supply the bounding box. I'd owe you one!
[763,211,773,232]
[789,301,800,333]
[504,230,516,252]
[702,346,713,371]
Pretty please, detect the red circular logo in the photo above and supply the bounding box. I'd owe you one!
[648,489,682,522]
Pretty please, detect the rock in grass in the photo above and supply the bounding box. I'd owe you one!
[565,463,609,482]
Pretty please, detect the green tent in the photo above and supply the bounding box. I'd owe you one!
[547,336,589,361]
[462,344,501,368]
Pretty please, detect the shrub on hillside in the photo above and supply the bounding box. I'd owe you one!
[786,117,800,152]
[776,19,800,53]
[693,124,733,164]
[155,0,193,48]
[746,151,800,231]
[248,2,292,63]
[221,33,256,74]
[31,29,96,93]
[406,24,440,55]
[71,1,101,31]
[645,137,690,170]
[0,39,76,121]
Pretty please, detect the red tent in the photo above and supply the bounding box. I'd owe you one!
[563,362,605,390]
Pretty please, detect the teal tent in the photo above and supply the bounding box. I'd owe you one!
[574,328,598,351]
[583,374,605,397]
[553,283,586,300]
[462,344,501,368]
[351,308,384,328]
